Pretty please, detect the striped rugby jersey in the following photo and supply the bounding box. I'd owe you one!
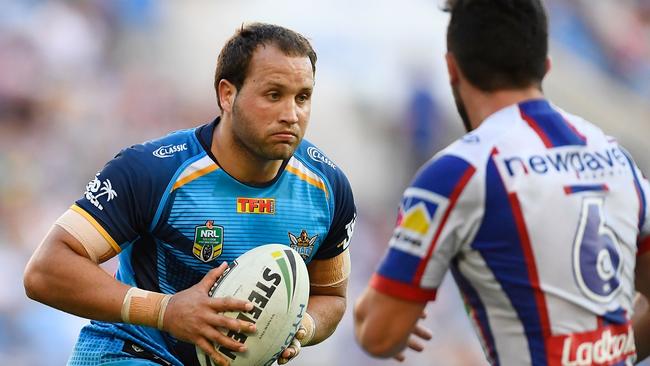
[70,118,356,366]
[371,99,650,366]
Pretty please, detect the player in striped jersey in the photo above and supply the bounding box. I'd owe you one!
[354,0,650,365]
[24,23,356,366]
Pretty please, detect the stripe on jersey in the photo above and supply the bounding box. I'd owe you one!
[519,99,586,148]
[563,184,609,195]
[412,156,476,285]
[369,273,436,302]
[172,155,219,191]
[471,148,550,366]
[70,204,121,253]
[601,308,627,326]
[451,262,499,365]
[286,158,329,199]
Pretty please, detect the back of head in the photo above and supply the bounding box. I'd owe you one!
[444,0,548,91]
[214,22,317,110]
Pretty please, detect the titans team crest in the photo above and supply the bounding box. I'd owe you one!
[289,230,318,260]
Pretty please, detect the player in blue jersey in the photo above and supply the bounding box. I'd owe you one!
[24,23,356,366]
[354,1,650,365]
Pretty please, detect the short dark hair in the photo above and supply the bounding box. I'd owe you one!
[444,0,548,91]
[214,22,317,110]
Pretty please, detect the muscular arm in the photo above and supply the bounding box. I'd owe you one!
[354,287,426,358]
[24,221,255,365]
[634,249,650,361]
[304,278,347,346]
[24,225,128,321]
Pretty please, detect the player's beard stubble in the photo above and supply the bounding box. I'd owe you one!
[452,85,473,133]
[231,98,302,162]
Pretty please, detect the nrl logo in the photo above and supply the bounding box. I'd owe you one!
[288,230,318,260]
[193,220,223,262]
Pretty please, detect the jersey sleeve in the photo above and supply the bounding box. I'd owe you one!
[370,154,479,302]
[74,146,157,251]
[312,169,357,260]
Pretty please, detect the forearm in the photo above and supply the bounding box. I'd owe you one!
[24,227,130,322]
[305,293,346,346]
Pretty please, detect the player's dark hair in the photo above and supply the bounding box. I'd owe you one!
[214,22,317,110]
[443,0,548,91]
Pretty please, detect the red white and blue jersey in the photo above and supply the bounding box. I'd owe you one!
[371,99,650,365]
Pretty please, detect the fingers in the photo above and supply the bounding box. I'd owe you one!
[199,262,229,292]
[392,352,405,362]
[195,338,230,366]
[210,296,254,313]
[277,338,301,364]
[406,337,425,353]
[204,312,256,334]
[293,325,307,341]
[201,326,247,353]
[413,324,433,340]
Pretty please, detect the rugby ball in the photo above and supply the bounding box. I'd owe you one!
[196,244,310,366]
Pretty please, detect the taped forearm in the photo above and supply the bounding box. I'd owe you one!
[121,287,172,330]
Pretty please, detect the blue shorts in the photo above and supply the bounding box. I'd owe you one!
[68,327,174,366]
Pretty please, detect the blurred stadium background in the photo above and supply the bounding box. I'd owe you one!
[1,0,649,365]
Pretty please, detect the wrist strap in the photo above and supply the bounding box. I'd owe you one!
[121,287,172,330]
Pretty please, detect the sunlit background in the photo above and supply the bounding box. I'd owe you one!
[1,0,649,365]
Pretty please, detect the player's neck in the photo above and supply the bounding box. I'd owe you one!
[211,119,284,185]
[464,86,544,130]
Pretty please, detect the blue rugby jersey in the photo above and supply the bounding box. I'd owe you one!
[70,118,356,366]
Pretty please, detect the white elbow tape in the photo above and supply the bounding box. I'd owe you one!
[121,287,172,330]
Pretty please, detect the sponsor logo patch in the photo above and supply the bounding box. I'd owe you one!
[289,230,318,260]
[153,143,188,158]
[84,172,117,211]
[391,196,439,248]
[237,197,275,214]
[547,322,636,366]
[307,146,336,170]
[192,220,223,262]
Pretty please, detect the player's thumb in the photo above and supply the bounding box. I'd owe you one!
[198,262,228,292]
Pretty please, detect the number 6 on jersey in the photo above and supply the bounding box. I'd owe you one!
[573,197,623,303]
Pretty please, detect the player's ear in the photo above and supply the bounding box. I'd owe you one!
[218,79,237,113]
[544,56,552,76]
[445,52,460,86]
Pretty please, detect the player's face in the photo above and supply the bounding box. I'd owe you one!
[231,45,314,161]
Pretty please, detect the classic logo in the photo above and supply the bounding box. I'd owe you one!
[153,143,188,158]
[84,172,117,211]
[237,197,275,214]
[192,220,223,262]
[289,230,318,260]
[307,146,336,170]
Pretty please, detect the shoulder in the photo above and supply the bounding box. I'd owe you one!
[291,139,353,194]
[112,127,207,179]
